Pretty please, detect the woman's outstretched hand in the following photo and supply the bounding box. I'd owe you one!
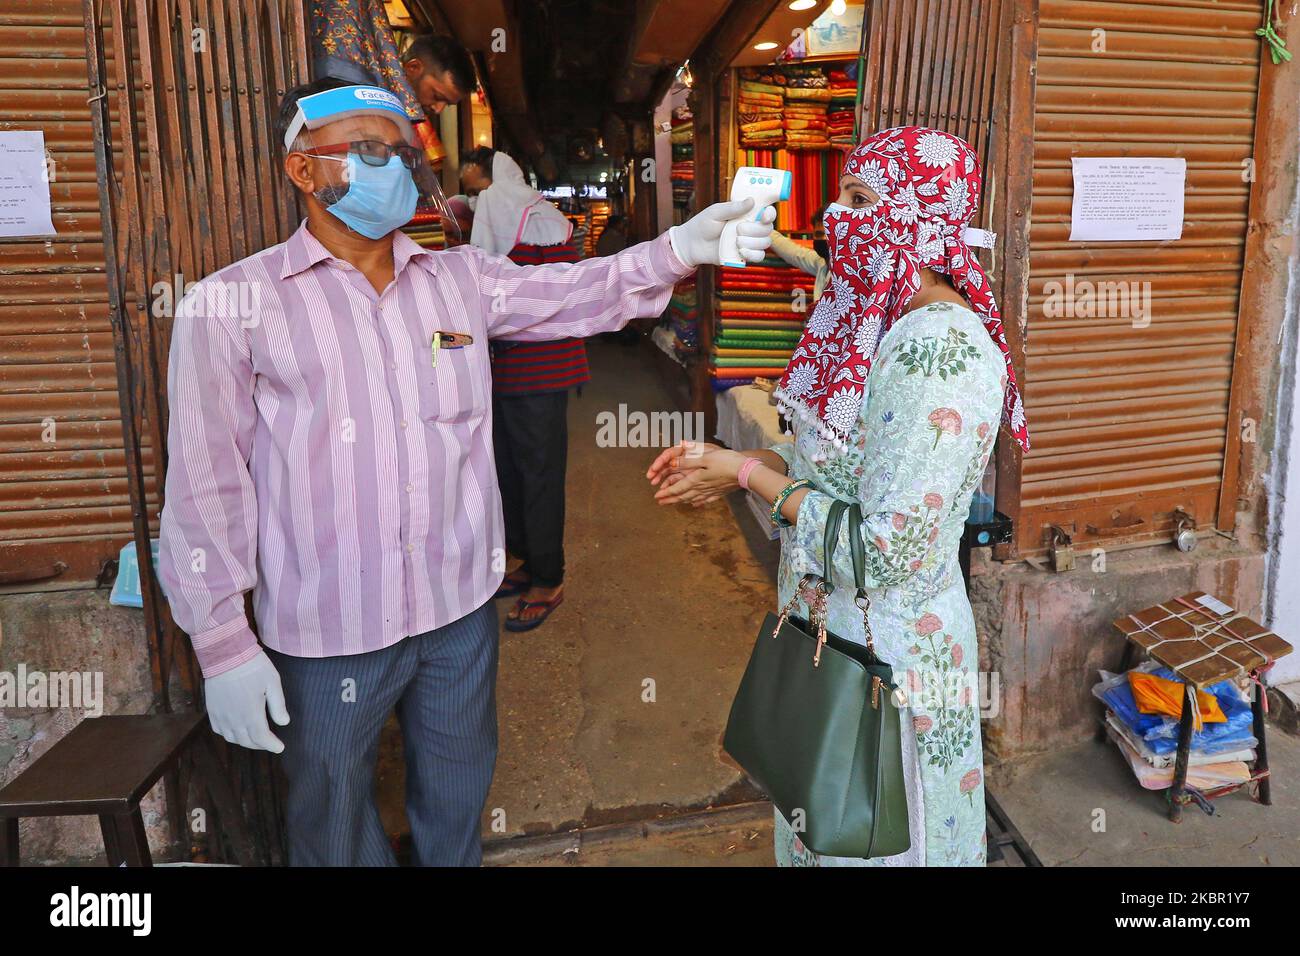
[646,441,747,507]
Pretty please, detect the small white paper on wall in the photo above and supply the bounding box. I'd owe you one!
[1069,157,1185,242]
[0,130,56,238]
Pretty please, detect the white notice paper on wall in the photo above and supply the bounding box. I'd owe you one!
[1069,157,1185,242]
[0,131,56,238]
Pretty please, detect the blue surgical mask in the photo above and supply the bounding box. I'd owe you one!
[315,152,418,239]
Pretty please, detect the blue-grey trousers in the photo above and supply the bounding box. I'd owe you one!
[268,599,499,866]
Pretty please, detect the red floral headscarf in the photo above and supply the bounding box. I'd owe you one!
[776,126,1029,454]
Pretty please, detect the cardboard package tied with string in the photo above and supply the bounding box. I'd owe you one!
[1112,591,1293,689]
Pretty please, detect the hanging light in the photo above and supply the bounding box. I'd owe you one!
[830,0,847,14]
[788,0,817,9]
[753,41,779,51]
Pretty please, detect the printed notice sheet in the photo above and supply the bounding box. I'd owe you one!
[0,131,56,238]
[1069,157,1185,242]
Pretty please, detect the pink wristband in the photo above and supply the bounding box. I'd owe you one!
[737,457,762,490]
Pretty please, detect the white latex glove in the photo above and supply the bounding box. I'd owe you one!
[669,197,777,267]
[204,649,290,753]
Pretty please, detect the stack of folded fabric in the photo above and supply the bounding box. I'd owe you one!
[670,104,695,214]
[671,158,694,205]
[1092,662,1257,791]
[738,68,786,149]
[781,63,831,151]
[826,67,857,149]
[665,278,699,360]
[712,255,813,389]
[403,208,447,249]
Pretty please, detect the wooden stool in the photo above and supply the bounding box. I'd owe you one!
[1106,591,1292,823]
[0,711,205,866]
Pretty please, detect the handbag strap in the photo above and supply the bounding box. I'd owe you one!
[821,499,850,594]
[841,502,880,658]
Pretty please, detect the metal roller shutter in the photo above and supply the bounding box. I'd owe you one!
[0,0,149,587]
[859,0,1008,176]
[1019,0,1265,554]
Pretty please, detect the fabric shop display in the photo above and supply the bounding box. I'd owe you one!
[710,255,814,388]
[312,0,421,117]
[403,209,448,249]
[826,67,859,148]
[738,69,786,148]
[671,104,695,216]
[736,149,842,237]
[710,59,855,394]
[662,278,699,361]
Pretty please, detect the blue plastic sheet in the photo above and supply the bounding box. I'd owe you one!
[1100,666,1255,756]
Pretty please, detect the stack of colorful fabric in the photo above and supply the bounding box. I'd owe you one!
[736,148,842,235]
[671,159,694,205]
[826,67,858,149]
[712,255,813,389]
[664,278,699,360]
[403,208,447,249]
[781,64,831,151]
[670,104,695,213]
[737,69,786,149]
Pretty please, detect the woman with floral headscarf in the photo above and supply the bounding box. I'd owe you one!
[647,127,1029,866]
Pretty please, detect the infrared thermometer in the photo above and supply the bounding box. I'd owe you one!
[719,166,792,268]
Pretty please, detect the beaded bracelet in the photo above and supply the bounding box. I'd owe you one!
[769,478,813,528]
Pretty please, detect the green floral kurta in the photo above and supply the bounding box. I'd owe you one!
[769,301,1005,867]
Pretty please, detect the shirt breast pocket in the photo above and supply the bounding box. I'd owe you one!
[416,343,488,427]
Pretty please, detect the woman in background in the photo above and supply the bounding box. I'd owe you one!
[768,205,829,301]
[460,147,585,632]
[648,127,1029,866]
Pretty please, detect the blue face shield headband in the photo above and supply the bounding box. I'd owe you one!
[284,85,461,242]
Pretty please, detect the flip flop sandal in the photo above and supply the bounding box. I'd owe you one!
[494,571,531,600]
[504,593,564,632]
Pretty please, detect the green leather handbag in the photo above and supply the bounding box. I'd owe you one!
[723,499,910,858]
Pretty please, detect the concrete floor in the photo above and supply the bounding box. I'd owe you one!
[990,732,1300,866]
[377,338,777,847]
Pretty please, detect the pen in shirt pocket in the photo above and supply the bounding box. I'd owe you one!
[431,330,473,368]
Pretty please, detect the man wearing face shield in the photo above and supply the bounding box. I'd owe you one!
[156,76,776,866]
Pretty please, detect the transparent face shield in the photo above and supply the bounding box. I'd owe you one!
[407,146,463,245]
[287,95,463,246]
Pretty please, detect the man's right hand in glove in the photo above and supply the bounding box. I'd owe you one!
[204,649,290,753]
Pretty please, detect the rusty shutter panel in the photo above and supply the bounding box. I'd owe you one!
[0,0,151,586]
[1018,0,1265,554]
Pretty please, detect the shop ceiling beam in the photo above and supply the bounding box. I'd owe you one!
[689,0,782,78]
[612,0,730,106]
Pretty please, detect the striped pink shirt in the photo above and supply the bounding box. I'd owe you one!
[159,222,693,677]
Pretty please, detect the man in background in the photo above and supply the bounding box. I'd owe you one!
[444,194,475,247]
[401,32,476,114]
[593,214,628,258]
[311,5,474,115]
[460,146,584,633]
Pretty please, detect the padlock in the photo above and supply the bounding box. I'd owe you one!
[1047,525,1074,573]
